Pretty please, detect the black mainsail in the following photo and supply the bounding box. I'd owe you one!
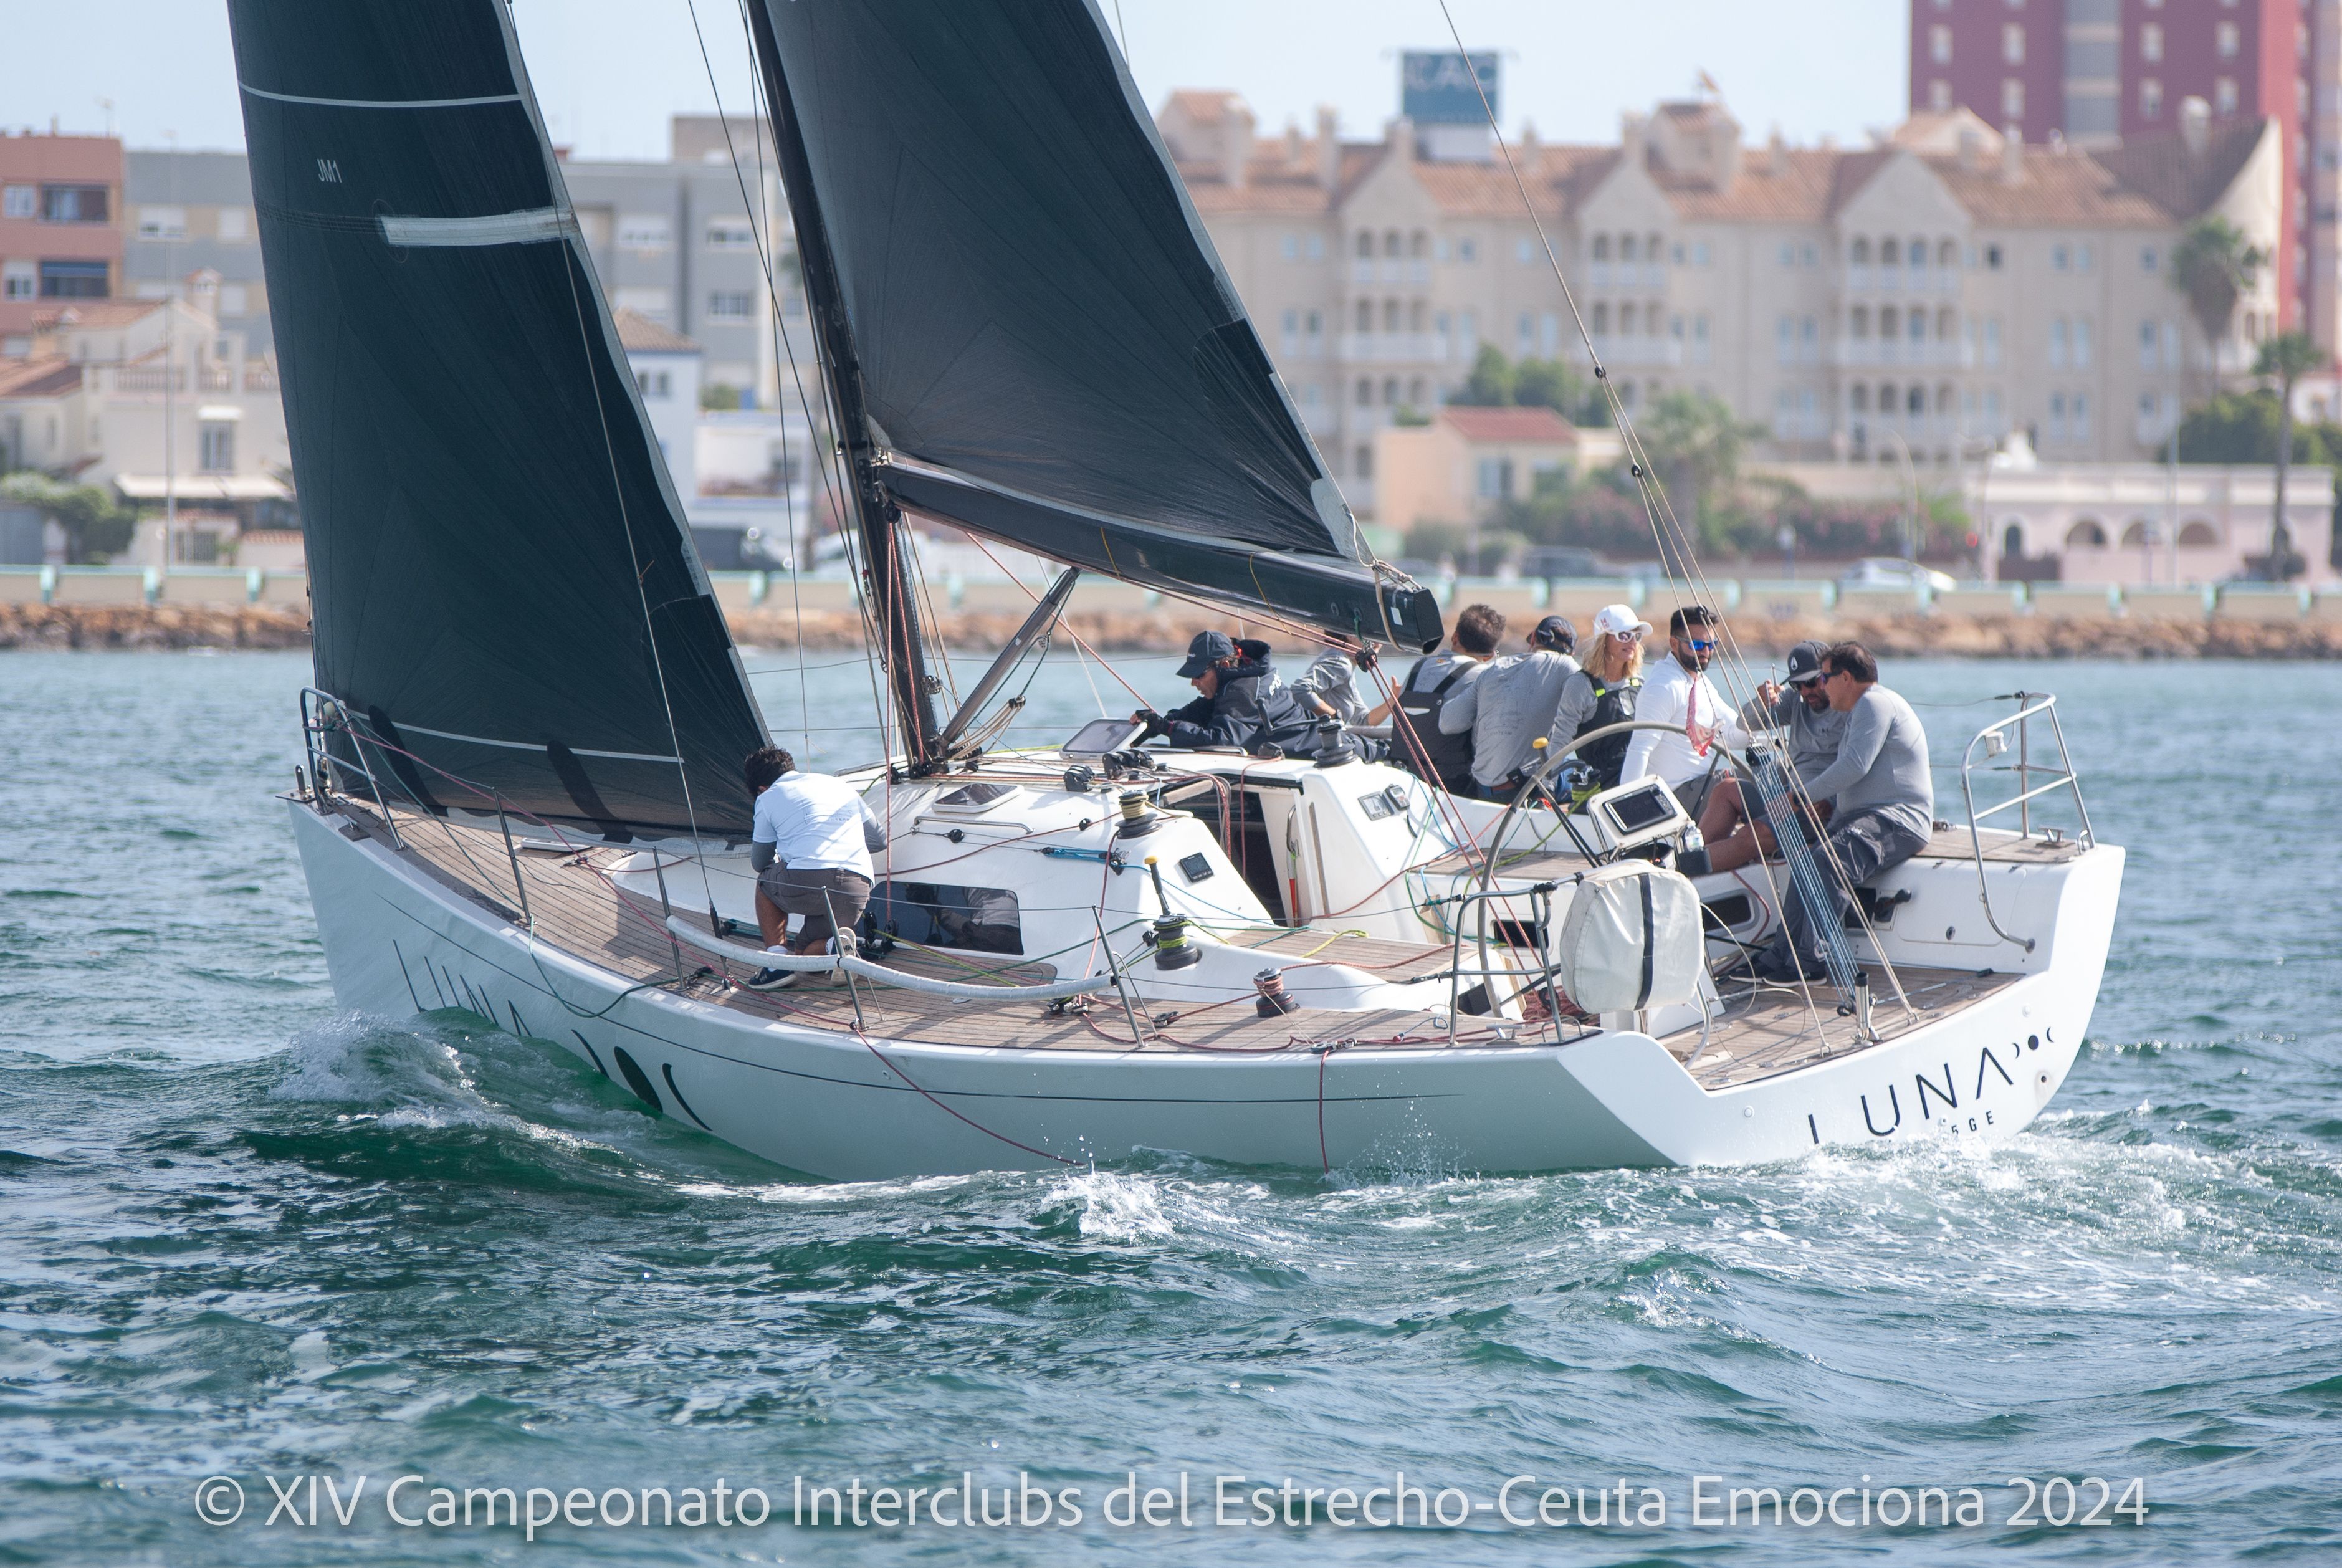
[229,0,768,839]
[745,0,1443,654]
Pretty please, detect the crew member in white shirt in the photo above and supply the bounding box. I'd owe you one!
[1620,604,1747,818]
[742,746,887,990]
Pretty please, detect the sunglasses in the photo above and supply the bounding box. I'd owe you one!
[1681,638,1717,653]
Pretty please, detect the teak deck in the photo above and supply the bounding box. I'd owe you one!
[334,800,2014,1091]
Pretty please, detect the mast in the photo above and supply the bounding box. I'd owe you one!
[740,6,943,770]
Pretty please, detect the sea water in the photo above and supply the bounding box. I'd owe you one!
[1,649,2336,1564]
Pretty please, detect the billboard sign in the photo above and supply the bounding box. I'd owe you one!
[1401,50,1498,126]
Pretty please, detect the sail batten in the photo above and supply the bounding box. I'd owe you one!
[230,0,768,839]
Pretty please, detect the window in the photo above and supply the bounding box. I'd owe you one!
[1281,233,1298,261]
[1306,234,1325,261]
[2049,393,2068,444]
[2065,517,2106,548]
[1455,237,1475,263]
[1354,444,1372,480]
[37,260,107,298]
[1929,80,1952,112]
[1693,241,1711,266]
[868,882,1024,955]
[1779,241,1796,268]
[1850,305,1871,340]
[2002,79,2025,119]
[1802,243,1819,268]
[1908,237,1927,274]
[1516,312,1534,350]
[2139,320,2159,368]
[1516,238,1535,265]
[2,261,34,300]
[1354,377,1372,406]
[1851,237,1872,266]
[1545,312,1563,353]
[2052,243,2069,272]
[1881,237,1900,267]
[2049,318,2068,368]
[198,421,235,473]
[705,218,757,250]
[1907,386,1926,415]
[1776,314,1795,364]
[1621,234,1640,263]
[2077,242,2094,273]
[2141,79,2163,119]
[217,206,249,242]
[1592,302,1611,335]
[1382,299,1400,333]
[1938,239,1958,270]
[2073,317,2092,368]
[618,214,671,251]
[2177,520,2218,547]
[705,290,753,319]
[2003,23,2025,64]
[40,185,108,223]
[1931,24,1952,65]
[1475,457,1513,499]
[2141,245,2158,272]
[634,369,672,398]
[1355,231,1373,259]
[1593,234,1612,262]
[2215,78,2238,116]
[1905,310,1921,345]
[0,185,33,219]
[2140,23,2162,63]
[1306,308,1323,340]
[1692,313,1710,364]
[137,206,186,241]
[1984,242,2002,270]
[1354,300,1371,332]
[2216,21,2238,59]
[1984,316,2003,366]
[1850,385,1870,414]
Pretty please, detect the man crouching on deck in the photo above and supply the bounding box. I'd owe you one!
[1746,642,1934,983]
[742,746,887,992]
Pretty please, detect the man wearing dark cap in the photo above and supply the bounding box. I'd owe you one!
[1436,613,1580,800]
[1696,639,1848,873]
[1132,631,1311,753]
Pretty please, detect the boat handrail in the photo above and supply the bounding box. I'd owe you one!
[1956,691,2094,954]
[664,914,1121,1003]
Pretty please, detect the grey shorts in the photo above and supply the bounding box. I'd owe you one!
[1672,772,1720,820]
[756,864,872,949]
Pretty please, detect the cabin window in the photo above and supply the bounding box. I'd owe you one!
[867,882,1023,954]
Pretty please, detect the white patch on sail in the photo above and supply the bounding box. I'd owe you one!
[379,208,574,248]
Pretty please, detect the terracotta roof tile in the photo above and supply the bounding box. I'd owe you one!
[1440,406,1577,444]
[0,356,82,399]
[612,307,700,353]
[29,300,164,331]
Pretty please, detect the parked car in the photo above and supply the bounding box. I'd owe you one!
[1519,545,1605,580]
[1839,556,1956,593]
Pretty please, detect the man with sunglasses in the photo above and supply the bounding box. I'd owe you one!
[1748,641,1934,982]
[1621,604,1746,818]
[1697,639,1846,872]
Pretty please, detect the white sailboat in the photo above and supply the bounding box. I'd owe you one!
[237,0,2123,1180]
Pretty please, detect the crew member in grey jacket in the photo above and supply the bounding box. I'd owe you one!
[1749,641,1934,982]
[1698,639,1847,872]
[1436,615,1579,801]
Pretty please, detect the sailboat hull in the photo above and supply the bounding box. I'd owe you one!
[289,800,2120,1180]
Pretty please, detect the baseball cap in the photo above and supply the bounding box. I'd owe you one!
[1590,603,1653,640]
[1784,640,1828,686]
[1175,630,1236,678]
[1531,614,1577,652]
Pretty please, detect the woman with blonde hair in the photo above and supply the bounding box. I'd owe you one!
[1548,604,1651,795]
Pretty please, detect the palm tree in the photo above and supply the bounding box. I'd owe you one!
[2252,329,2321,580]
[2169,216,2267,396]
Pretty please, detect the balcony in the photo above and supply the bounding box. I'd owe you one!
[1830,339,1975,369]
[1335,332,1453,364]
[1589,335,1683,368]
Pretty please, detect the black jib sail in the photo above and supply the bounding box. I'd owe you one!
[228,0,767,839]
[746,0,1442,651]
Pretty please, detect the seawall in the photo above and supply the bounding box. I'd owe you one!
[7,600,2341,658]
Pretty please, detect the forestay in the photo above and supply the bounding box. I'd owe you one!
[747,0,1441,649]
[228,0,768,840]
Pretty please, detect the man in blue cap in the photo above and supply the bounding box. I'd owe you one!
[1133,631,1311,753]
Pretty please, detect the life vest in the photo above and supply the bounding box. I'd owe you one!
[1390,657,1478,793]
[1572,672,1642,790]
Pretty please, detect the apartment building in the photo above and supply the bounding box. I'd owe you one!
[0,129,122,347]
[1908,0,2341,352]
[123,149,272,354]
[562,113,813,409]
[1166,87,2281,522]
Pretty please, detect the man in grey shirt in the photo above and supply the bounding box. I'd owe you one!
[1751,642,1934,982]
[1437,615,1580,801]
[1699,640,1848,872]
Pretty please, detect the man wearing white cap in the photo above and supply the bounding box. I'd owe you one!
[1549,603,1650,796]
[1620,604,1747,818]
